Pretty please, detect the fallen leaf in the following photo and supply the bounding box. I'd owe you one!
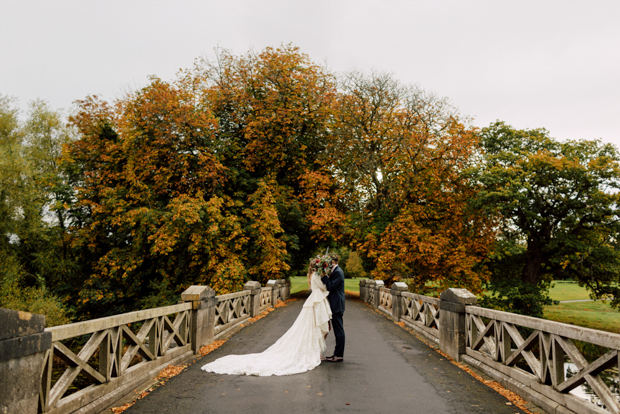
[198,340,227,356]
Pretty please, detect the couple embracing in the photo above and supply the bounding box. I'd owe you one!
[202,254,345,376]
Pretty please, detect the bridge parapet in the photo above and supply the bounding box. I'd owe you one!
[1,280,290,414]
[0,308,51,414]
[360,280,620,414]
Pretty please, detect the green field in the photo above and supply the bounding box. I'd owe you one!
[545,281,619,333]
[548,281,592,301]
[544,301,620,334]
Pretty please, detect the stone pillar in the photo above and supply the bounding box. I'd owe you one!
[277,279,287,301]
[284,278,291,300]
[0,307,52,414]
[390,282,409,322]
[439,288,477,362]
[267,280,278,306]
[366,279,375,305]
[373,280,384,309]
[181,285,216,354]
[359,279,367,302]
[244,281,262,317]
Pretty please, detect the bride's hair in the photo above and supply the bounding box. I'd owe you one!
[307,257,320,274]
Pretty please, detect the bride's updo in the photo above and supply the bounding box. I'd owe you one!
[307,257,321,275]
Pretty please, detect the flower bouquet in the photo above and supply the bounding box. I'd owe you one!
[317,255,332,277]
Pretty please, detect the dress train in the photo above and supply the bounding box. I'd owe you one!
[201,272,331,376]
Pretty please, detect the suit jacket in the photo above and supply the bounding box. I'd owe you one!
[322,265,345,313]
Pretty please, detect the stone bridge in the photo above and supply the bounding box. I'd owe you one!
[2,279,619,414]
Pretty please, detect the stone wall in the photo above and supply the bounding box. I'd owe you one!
[0,308,51,414]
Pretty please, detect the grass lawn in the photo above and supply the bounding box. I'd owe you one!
[548,281,592,301]
[543,301,620,334]
[289,276,362,295]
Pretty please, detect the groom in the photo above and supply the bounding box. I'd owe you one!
[321,254,345,362]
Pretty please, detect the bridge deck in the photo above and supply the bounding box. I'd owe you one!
[124,295,534,414]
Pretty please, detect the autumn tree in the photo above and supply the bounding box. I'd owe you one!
[325,72,495,293]
[244,179,290,283]
[192,45,338,272]
[64,79,246,317]
[61,46,340,317]
[473,121,620,316]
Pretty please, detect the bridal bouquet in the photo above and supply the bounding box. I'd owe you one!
[317,255,333,277]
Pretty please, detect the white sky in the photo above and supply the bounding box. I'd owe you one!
[1,0,619,147]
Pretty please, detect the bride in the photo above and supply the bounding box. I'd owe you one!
[201,258,332,376]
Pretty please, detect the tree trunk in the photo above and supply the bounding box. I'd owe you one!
[522,240,544,286]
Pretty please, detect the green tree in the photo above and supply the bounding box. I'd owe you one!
[474,121,620,316]
[0,95,72,325]
[345,251,367,278]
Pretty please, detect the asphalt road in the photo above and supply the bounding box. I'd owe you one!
[125,296,527,414]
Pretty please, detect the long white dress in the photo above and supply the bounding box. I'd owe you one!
[201,272,332,376]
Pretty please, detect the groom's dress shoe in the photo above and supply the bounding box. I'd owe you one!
[324,356,343,362]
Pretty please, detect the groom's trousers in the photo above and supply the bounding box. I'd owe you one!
[332,312,345,357]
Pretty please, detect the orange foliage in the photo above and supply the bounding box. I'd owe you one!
[328,72,496,292]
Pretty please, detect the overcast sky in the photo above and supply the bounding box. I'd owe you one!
[2,0,619,147]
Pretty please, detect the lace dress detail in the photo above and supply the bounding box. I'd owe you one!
[201,272,332,376]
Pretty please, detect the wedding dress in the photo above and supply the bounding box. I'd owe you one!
[201,272,332,376]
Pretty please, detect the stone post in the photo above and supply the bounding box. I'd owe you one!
[284,278,291,300]
[390,282,409,322]
[181,285,216,354]
[0,307,52,414]
[277,279,287,301]
[366,279,375,305]
[439,288,477,362]
[373,280,384,309]
[243,281,262,317]
[267,280,278,306]
[359,279,367,302]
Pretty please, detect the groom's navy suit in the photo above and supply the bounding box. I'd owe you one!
[322,265,345,358]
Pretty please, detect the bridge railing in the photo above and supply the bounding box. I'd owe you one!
[214,291,251,336]
[260,287,272,310]
[465,305,620,414]
[40,303,193,414]
[0,278,291,414]
[401,291,441,344]
[378,287,392,313]
[359,279,620,414]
